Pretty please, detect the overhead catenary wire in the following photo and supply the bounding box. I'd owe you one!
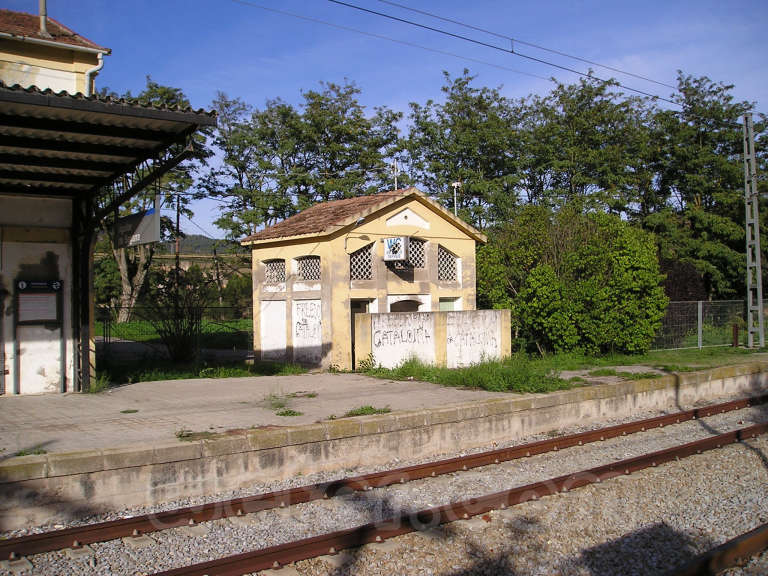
[230,0,549,81]
[327,0,679,106]
[376,0,678,90]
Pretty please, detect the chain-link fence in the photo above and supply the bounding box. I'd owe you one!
[651,300,746,350]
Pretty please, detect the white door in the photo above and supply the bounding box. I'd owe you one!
[260,300,286,361]
[18,325,62,394]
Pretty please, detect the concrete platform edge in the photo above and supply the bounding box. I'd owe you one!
[0,362,765,530]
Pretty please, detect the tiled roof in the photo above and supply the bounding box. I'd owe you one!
[242,189,416,243]
[0,9,110,52]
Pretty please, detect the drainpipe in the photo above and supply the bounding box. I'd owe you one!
[84,52,104,97]
[39,0,51,37]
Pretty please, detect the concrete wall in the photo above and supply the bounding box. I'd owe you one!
[0,38,101,94]
[1,363,765,531]
[249,195,483,370]
[0,196,75,394]
[355,309,512,369]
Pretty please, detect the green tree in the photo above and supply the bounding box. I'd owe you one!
[206,81,403,242]
[407,70,520,228]
[100,77,210,321]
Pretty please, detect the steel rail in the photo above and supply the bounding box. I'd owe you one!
[669,522,768,576]
[150,422,768,576]
[1,394,766,561]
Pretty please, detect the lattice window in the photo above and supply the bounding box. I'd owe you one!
[408,238,426,268]
[297,256,321,281]
[350,243,373,280]
[264,259,285,283]
[437,245,457,282]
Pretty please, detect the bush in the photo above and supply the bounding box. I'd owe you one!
[479,208,668,355]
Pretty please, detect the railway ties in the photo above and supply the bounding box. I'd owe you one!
[2,394,767,575]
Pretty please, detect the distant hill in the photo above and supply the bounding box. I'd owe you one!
[157,235,233,255]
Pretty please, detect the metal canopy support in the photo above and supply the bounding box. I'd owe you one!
[744,113,764,348]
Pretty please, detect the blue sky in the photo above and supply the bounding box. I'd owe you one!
[8,0,768,238]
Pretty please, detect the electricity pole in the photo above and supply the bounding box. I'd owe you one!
[743,113,764,348]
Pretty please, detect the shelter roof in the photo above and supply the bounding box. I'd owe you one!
[241,187,487,245]
[0,9,110,53]
[0,82,215,203]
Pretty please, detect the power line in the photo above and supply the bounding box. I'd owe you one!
[377,0,677,90]
[326,0,679,106]
[230,0,550,81]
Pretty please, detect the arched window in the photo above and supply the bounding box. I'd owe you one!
[264,259,285,284]
[350,243,374,280]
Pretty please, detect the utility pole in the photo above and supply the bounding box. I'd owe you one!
[743,113,764,348]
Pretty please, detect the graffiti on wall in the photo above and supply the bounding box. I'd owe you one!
[372,312,435,368]
[446,310,501,368]
[293,299,322,364]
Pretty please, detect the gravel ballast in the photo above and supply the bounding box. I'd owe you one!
[2,402,767,576]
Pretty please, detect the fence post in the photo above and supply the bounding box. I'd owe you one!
[697,301,703,349]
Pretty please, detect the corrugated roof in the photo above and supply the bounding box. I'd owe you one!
[0,81,216,201]
[242,188,487,244]
[0,9,110,53]
[0,81,215,116]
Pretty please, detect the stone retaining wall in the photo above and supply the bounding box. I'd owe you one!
[1,363,766,531]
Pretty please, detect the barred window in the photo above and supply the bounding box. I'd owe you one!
[297,256,321,281]
[437,245,457,282]
[408,238,426,268]
[350,243,373,280]
[264,259,285,284]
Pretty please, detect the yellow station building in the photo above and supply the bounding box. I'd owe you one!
[242,188,487,370]
[0,8,109,95]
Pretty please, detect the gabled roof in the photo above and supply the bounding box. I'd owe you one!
[241,187,487,245]
[0,9,110,53]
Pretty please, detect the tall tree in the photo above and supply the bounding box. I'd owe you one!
[644,73,767,298]
[407,70,521,228]
[206,81,402,241]
[101,77,210,321]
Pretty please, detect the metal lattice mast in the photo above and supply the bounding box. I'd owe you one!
[743,113,764,348]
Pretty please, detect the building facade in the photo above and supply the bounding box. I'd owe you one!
[242,188,487,370]
[0,9,215,395]
[0,8,109,95]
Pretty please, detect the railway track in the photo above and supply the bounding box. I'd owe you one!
[1,394,766,575]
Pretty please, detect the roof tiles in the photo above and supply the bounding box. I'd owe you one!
[0,9,109,52]
[242,190,415,243]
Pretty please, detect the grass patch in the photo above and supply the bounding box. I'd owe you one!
[119,409,139,414]
[99,360,306,385]
[87,372,112,393]
[263,393,288,410]
[276,409,303,417]
[15,447,47,456]
[365,354,569,394]
[343,405,391,417]
[362,347,763,393]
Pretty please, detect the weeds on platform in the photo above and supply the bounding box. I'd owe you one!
[365,354,569,394]
[343,405,391,417]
